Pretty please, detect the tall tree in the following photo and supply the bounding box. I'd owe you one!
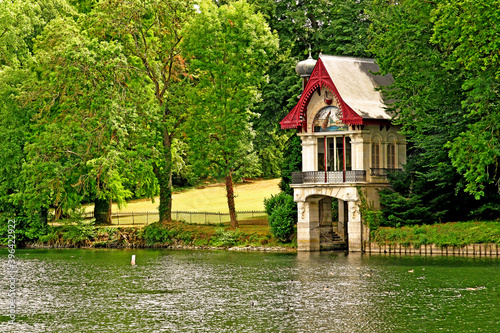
[432,0,500,200]
[369,0,500,223]
[182,0,279,228]
[0,0,78,232]
[87,0,195,223]
[22,17,154,224]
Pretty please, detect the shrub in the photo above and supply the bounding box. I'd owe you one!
[62,219,96,245]
[264,192,297,242]
[210,228,242,247]
[143,223,171,245]
[268,204,296,242]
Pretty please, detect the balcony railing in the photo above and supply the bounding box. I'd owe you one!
[292,170,366,184]
[370,168,403,177]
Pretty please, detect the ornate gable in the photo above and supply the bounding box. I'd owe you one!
[280,57,392,131]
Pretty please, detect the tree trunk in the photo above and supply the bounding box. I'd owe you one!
[158,169,172,224]
[94,197,111,225]
[225,172,239,229]
[158,127,173,224]
[39,206,48,228]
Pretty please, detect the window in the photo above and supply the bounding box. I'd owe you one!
[387,143,396,169]
[371,141,380,169]
[317,136,351,171]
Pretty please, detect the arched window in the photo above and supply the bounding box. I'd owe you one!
[371,138,381,169]
[387,142,396,169]
[387,135,398,169]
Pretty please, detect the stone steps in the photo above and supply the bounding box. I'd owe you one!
[320,227,347,251]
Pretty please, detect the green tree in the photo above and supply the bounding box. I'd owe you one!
[0,0,78,234]
[87,0,195,223]
[369,0,500,223]
[182,0,279,228]
[432,0,500,200]
[21,17,157,224]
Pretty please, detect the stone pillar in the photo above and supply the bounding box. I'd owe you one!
[337,199,347,240]
[319,197,333,250]
[349,134,364,171]
[297,200,320,252]
[301,135,316,172]
[319,197,332,228]
[347,201,363,252]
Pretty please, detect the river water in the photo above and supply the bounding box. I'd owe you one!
[1,249,498,332]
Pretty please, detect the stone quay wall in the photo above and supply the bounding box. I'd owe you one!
[366,242,499,256]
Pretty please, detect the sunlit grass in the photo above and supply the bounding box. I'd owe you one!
[85,178,281,213]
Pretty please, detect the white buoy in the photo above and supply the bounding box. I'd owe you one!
[131,255,136,265]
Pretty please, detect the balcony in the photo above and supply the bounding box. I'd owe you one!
[291,170,366,184]
[370,168,403,177]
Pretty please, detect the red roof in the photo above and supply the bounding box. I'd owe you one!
[280,57,392,131]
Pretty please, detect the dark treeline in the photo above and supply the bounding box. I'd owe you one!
[1,0,499,243]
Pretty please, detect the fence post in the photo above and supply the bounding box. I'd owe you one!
[190,211,192,223]
[117,213,120,226]
[132,212,134,225]
[205,212,207,224]
[219,212,221,224]
[146,211,149,225]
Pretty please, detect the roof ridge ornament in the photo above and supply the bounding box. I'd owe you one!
[296,49,317,78]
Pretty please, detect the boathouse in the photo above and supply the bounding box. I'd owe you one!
[280,54,406,252]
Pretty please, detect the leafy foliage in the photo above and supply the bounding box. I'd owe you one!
[87,0,196,223]
[211,228,243,247]
[372,222,500,248]
[279,134,302,195]
[264,192,297,242]
[370,0,500,223]
[182,0,279,227]
[432,0,500,199]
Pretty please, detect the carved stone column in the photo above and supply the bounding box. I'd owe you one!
[300,135,316,172]
[297,199,321,252]
[347,201,363,252]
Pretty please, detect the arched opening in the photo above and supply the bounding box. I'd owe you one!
[317,196,349,251]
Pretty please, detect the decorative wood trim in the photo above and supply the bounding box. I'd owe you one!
[280,59,391,130]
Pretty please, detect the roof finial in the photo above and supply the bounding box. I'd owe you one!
[308,45,312,59]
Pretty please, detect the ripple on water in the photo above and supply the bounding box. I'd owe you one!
[0,250,498,333]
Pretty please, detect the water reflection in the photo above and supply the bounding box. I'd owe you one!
[0,249,498,332]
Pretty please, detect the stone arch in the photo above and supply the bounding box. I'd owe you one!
[295,186,364,252]
[386,132,398,144]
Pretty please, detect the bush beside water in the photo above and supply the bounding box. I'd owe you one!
[264,192,297,242]
[372,221,500,248]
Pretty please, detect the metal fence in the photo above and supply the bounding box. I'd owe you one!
[82,210,268,226]
[292,170,366,184]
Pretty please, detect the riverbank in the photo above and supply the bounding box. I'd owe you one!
[19,221,500,256]
[371,221,500,248]
[368,221,499,256]
[26,221,297,252]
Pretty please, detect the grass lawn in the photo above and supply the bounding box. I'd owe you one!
[85,178,281,214]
